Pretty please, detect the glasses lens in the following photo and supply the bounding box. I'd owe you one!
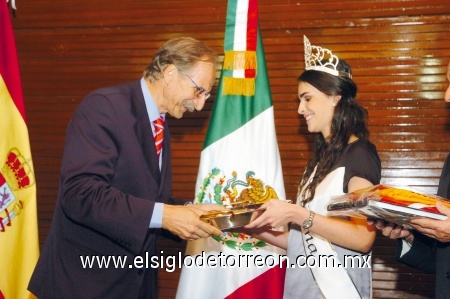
[196,91,210,100]
[186,74,210,99]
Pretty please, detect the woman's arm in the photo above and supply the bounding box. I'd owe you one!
[306,176,376,253]
[243,228,290,250]
[246,176,376,253]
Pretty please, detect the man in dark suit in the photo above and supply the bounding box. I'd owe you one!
[28,37,223,299]
[369,61,450,299]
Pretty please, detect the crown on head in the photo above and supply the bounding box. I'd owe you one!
[303,35,352,79]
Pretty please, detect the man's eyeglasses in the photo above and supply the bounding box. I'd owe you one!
[185,75,211,100]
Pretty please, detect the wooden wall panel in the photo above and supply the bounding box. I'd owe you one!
[11,0,450,298]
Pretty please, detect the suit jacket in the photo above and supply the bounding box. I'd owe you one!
[29,80,179,299]
[395,154,450,299]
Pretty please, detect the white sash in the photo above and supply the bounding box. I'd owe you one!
[299,166,362,299]
[301,223,361,299]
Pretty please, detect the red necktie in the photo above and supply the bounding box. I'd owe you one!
[153,116,164,158]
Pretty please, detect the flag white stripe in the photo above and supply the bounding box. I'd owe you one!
[232,69,245,78]
[196,107,285,197]
[179,236,285,299]
[234,0,249,51]
[177,107,286,299]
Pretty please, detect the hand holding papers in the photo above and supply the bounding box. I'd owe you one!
[327,184,450,228]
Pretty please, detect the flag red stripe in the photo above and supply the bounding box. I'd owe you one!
[225,262,286,299]
[0,0,26,122]
[245,0,258,51]
[245,69,256,78]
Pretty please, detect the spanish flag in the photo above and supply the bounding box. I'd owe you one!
[0,1,39,298]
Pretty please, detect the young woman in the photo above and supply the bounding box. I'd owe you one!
[245,37,381,299]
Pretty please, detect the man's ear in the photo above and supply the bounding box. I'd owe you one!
[163,64,178,82]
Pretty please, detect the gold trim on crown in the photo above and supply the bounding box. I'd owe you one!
[303,35,352,79]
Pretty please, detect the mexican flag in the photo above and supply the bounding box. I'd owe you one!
[176,0,286,298]
[0,2,39,298]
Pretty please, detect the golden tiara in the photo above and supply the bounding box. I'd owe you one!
[303,35,352,79]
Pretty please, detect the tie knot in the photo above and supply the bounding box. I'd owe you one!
[154,116,164,128]
[154,116,164,136]
[153,116,164,158]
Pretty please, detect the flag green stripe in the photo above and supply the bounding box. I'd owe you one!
[203,28,272,149]
[224,0,238,51]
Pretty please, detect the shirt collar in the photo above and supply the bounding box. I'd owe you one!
[140,77,165,122]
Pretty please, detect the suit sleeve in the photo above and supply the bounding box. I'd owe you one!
[59,93,154,254]
[395,232,437,274]
[169,197,193,205]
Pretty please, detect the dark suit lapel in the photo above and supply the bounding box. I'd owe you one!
[159,121,171,194]
[129,80,161,184]
[438,154,450,198]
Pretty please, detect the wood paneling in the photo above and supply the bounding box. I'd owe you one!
[11,0,450,298]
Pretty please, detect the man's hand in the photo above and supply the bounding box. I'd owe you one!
[193,203,225,213]
[409,201,450,243]
[162,204,224,240]
[367,218,414,243]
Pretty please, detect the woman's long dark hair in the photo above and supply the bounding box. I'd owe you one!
[298,60,369,205]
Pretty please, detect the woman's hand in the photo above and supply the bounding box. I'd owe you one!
[245,199,299,229]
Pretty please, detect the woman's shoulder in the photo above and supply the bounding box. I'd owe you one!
[342,138,381,169]
[342,139,382,187]
[345,138,378,156]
